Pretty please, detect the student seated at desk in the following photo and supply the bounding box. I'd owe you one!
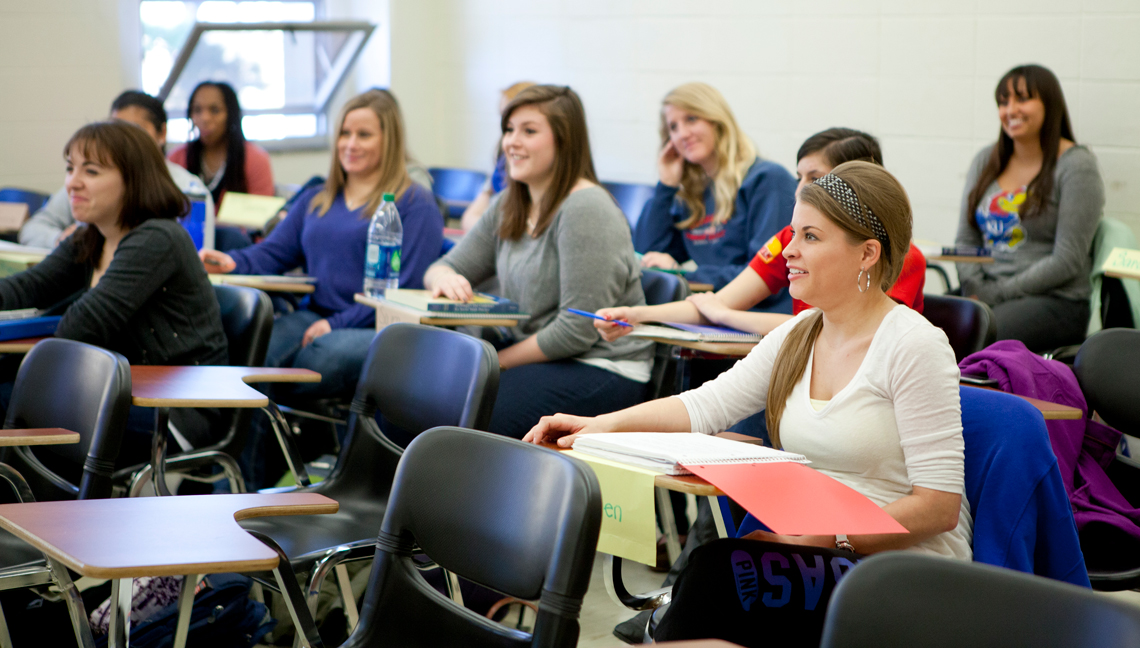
[956,64,1104,352]
[168,81,274,251]
[425,85,654,440]
[634,82,797,302]
[0,121,228,461]
[200,89,443,399]
[596,128,927,338]
[19,90,215,250]
[526,161,970,645]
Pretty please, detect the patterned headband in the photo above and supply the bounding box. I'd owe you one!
[813,173,891,250]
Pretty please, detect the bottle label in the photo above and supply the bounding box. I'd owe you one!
[365,244,401,280]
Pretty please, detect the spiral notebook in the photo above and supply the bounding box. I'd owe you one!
[572,432,808,476]
[630,322,763,343]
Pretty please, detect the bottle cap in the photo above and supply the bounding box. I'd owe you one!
[382,193,395,201]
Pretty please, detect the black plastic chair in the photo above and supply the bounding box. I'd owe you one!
[116,284,275,495]
[641,270,690,401]
[922,294,997,362]
[602,181,656,231]
[0,188,51,217]
[239,323,500,631]
[0,339,132,642]
[428,168,489,220]
[331,426,600,648]
[820,552,1140,647]
[1073,328,1140,590]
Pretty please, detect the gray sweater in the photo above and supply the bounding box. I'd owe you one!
[955,145,1104,304]
[435,186,653,364]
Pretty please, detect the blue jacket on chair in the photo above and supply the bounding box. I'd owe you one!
[732,386,1088,586]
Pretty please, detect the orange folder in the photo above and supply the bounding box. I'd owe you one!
[684,462,909,536]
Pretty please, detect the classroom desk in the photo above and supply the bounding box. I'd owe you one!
[927,255,994,264]
[640,335,757,358]
[131,366,321,497]
[687,281,714,293]
[0,336,47,354]
[1106,268,1140,281]
[0,492,337,648]
[354,292,526,330]
[961,383,1083,421]
[208,274,315,294]
[0,428,79,446]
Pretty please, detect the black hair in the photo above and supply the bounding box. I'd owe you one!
[797,127,884,167]
[110,90,168,132]
[184,81,248,204]
[967,64,1075,224]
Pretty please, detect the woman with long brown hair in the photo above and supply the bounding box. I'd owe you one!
[526,161,970,559]
[634,82,797,303]
[0,120,228,459]
[956,64,1104,351]
[425,85,653,440]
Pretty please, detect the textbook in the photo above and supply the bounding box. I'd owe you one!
[572,432,808,476]
[629,322,763,343]
[383,288,522,314]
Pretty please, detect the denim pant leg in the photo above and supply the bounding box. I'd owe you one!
[288,327,378,399]
[488,360,649,439]
[241,310,321,490]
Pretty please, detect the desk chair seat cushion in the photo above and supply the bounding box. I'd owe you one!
[820,553,1140,648]
[961,340,1140,556]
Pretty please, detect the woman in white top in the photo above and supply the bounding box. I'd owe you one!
[526,160,972,560]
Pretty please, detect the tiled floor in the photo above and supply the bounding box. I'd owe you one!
[577,555,664,648]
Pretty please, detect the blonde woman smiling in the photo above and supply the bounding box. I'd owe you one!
[635,82,797,307]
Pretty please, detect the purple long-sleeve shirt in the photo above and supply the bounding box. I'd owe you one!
[230,183,443,329]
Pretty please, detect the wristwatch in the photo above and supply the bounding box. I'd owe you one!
[835,534,855,553]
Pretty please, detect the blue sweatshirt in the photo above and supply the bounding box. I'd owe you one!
[633,158,796,312]
[230,183,443,329]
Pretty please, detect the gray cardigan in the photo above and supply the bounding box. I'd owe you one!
[435,186,653,364]
[0,219,228,366]
[955,145,1104,304]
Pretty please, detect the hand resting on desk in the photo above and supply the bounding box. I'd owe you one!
[523,413,610,447]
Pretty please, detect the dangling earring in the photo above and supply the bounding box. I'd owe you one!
[856,268,870,293]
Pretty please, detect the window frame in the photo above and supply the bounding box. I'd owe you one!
[152,18,376,150]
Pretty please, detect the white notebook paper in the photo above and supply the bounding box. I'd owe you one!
[572,433,809,475]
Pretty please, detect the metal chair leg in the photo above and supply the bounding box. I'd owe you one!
[263,402,312,488]
[46,557,95,648]
[245,530,324,648]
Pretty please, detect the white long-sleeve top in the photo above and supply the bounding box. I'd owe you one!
[677,305,973,560]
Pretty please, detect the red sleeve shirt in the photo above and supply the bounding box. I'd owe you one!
[747,229,926,315]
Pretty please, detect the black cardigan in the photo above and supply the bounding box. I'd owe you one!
[0,219,228,366]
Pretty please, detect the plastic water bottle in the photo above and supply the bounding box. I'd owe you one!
[364,193,402,297]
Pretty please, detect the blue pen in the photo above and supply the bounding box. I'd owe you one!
[566,308,632,327]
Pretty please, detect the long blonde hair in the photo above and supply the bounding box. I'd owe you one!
[659,83,757,229]
[310,89,412,217]
[764,161,913,448]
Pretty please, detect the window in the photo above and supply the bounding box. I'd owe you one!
[140,1,375,147]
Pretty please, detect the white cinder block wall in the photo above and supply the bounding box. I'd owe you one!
[390,0,1140,247]
[2,0,1138,249]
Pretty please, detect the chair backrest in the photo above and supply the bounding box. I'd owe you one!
[345,427,601,648]
[641,270,690,400]
[922,294,997,362]
[319,323,500,502]
[0,187,51,216]
[1,339,131,501]
[214,284,274,367]
[428,168,488,203]
[1074,328,1140,433]
[820,553,1140,648]
[601,181,656,231]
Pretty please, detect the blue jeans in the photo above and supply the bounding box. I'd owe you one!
[488,360,648,440]
[241,310,377,489]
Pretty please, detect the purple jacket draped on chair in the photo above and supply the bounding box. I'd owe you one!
[960,340,1140,548]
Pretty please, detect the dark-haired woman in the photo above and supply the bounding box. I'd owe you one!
[956,64,1104,351]
[0,121,228,459]
[424,85,653,440]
